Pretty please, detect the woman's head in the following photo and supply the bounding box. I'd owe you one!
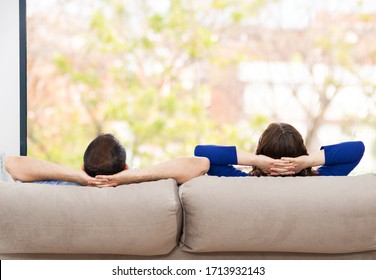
[250,123,315,176]
[256,123,307,159]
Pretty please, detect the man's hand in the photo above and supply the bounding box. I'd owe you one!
[75,170,95,186]
[87,170,128,187]
[74,170,114,187]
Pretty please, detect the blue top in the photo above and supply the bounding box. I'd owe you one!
[194,141,365,177]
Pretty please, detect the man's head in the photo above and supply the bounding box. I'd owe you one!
[83,133,126,177]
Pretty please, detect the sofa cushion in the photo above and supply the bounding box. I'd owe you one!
[179,174,376,254]
[0,179,181,255]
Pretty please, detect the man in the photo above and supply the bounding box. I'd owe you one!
[2,133,209,187]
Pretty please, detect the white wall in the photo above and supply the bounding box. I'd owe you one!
[0,0,20,155]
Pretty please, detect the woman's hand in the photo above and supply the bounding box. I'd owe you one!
[277,151,325,175]
[272,156,309,175]
[254,155,296,176]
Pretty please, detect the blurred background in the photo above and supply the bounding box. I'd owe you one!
[27,0,376,173]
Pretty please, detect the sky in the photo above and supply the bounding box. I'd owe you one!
[255,0,376,29]
[27,0,376,30]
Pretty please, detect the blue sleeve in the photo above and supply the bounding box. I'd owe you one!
[317,141,365,176]
[194,145,248,177]
[194,145,238,165]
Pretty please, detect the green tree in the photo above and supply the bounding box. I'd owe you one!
[28,0,273,168]
[27,0,375,172]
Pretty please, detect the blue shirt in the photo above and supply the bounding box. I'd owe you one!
[31,180,81,186]
[194,141,365,177]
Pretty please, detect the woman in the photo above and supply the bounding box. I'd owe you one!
[194,123,365,177]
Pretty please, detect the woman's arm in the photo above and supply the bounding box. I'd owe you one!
[89,156,210,186]
[194,145,294,176]
[275,150,324,174]
[317,141,365,175]
[4,156,93,185]
[279,141,365,176]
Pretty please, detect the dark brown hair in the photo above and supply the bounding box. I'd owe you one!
[249,123,317,177]
[83,133,126,177]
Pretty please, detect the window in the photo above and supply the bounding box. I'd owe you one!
[25,0,376,173]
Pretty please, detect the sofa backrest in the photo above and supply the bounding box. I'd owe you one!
[179,174,376,254]
[0,179,181,255]
[2,174,376,256]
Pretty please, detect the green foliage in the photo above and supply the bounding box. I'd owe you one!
[28,0,277,168]
[27,0,376,174]
[54,54,72,73]
[69,0,275,167]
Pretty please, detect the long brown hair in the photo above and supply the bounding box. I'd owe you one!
[249,123,317,176]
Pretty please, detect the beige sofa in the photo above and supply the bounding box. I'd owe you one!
[1,174,376,260]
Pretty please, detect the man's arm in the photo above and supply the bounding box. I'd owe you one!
[89,156,210,186]
[4,156,93,185]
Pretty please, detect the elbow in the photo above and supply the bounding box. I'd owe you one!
[352,141,365,161]
[176,157,209,185]
[196,156,210,176]
[3,156,20,181]
[192,146,210,175]
[187,156,210,177]
[357,141,365,157]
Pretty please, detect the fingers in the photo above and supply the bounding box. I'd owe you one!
[87,183,118,188]
[273,158,295,166]
[87,184,117,188]
[281,157,294,161]
[269,172,295,176]
[269,159,297,176]
[88,178,110,184]
[87,177,118,188]
[269,167,296,176]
